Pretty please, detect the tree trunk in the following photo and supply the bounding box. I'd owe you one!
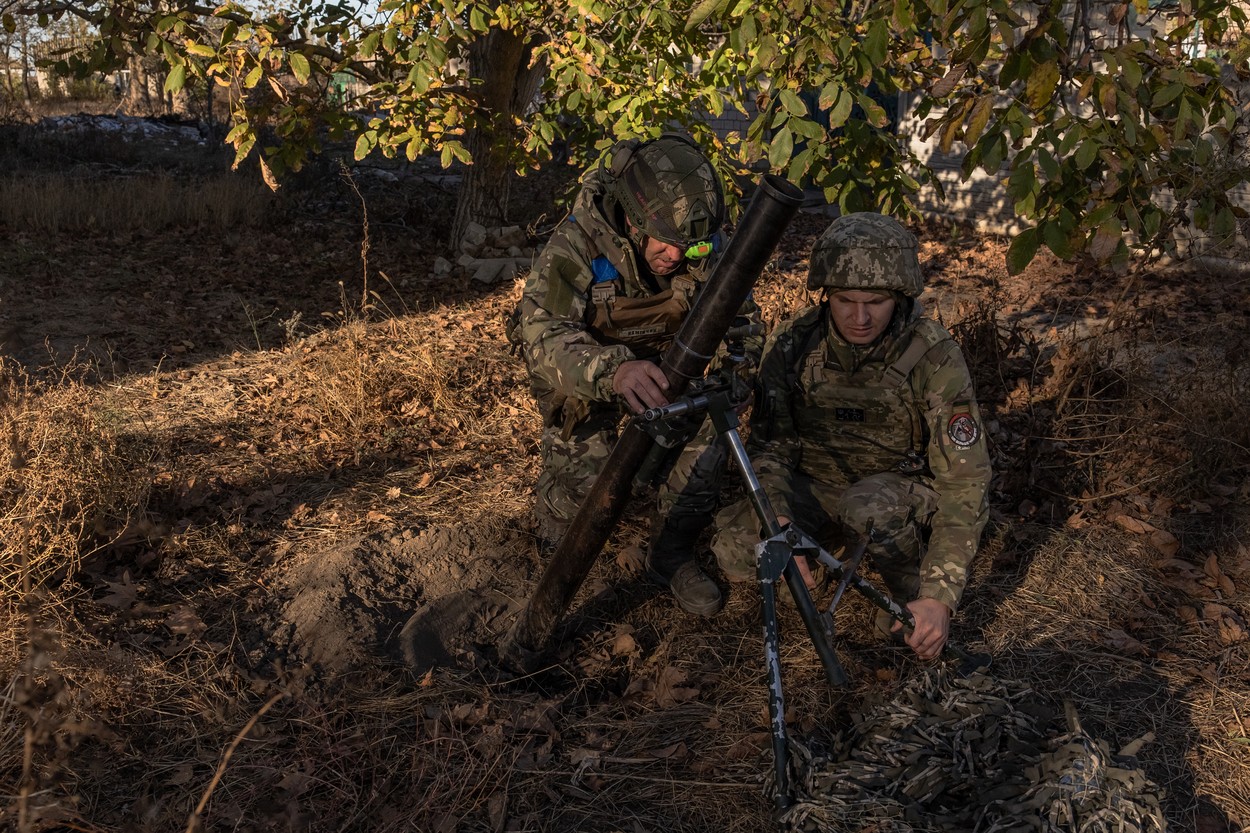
[125,56,148,114]
[20,29,33,100]
[450,28,546,246]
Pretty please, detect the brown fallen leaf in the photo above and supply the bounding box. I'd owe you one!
[487,791,507,833]
[100,572,139,610]
[1111,513,1154,535]
[610,632,638,657]
[725,731,770,760]
[614,544,645,574]
[165,606,206,637]
[1202,603,1249,645]
[1103,628,1151,656]
[654,665,700,708]
[646,741,689,760]
[1149,529,1180,557]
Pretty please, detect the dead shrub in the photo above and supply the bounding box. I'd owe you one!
[0,362,157,594]
[0,172,275,233]
[1043,322,1250,502]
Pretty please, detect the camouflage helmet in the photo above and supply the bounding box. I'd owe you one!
[606,133,725,248]
[807,212,924,297]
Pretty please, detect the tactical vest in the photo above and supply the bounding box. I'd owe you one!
[584,272,698,360]
[789,311,951,483]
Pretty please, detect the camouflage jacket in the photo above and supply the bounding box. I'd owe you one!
[513,166,760,421]
[749,304,991,608]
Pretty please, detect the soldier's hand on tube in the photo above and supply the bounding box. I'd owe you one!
[613,360,670,414]
[894,597,951,661]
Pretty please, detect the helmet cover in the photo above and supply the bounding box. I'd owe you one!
[807,212,923,297]
[611,134,725,248]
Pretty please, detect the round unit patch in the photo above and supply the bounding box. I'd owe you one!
[947,412,979,448]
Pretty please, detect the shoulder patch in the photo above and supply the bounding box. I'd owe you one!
[947,410,980,448]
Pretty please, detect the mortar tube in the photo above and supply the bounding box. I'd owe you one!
[504,175,804,662]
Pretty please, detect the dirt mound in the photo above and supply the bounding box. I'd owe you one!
[273,523,536,674]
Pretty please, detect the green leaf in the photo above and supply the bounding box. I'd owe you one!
[360,31,381,59]
[354,131,376,160]
[1006,227,1039,275]
[858,93,888,128]
[164,64,186,94]
[445,140,472,164]
[817,82,841,111]
[790,117,825,141]
[1230,33,1250,66]
[224,123,249,143]
[768,126,794,170]
[1212,205,1237,240]
[1151,82,1184,108]
[1025,59,1059,110]
[787,147,813,184]
[186,42,216,58]
[155,15,179,34]
[756,33,778,70]
[3,13,16,34]
[289,52,311,85]
[1121,56,1142,90]
[1074,139,1098,170]
[685,0,725,32]
[779,89,807,118]
[244,65,263,89]
[863,19,888,66]
[829,88,853,128]
[1042,221,1074,259]
[1037,147,1059,179]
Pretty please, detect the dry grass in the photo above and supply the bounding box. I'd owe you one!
[0,173,276,233]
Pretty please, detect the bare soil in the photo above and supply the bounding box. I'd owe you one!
[1,116,1248,833]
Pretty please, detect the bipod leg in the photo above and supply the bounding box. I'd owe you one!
[810,547,992,675]
[780,547,849,688]
[757,537,791,813]
[718,416,849,690]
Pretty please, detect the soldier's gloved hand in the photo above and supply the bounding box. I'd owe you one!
[613,360,670,414]
[894,597,951,661]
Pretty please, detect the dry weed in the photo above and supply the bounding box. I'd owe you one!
[1043,318,1250,502]
[0,362,158,594]
[0,173,275,233]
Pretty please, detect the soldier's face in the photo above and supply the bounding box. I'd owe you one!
[640,235,684,276]
[828,290,896,344]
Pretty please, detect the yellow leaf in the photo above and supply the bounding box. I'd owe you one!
[258,156,280,191]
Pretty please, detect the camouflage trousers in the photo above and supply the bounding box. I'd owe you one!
[710,472,939,601]
[534,406,729,541]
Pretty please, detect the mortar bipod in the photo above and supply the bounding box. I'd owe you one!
[639,375,992,815]
[640,381,847,814]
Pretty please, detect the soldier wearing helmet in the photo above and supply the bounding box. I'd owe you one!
[710,213,991,660]
[510,132,761,616]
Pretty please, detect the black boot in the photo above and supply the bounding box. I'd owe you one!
[645,513,723,616]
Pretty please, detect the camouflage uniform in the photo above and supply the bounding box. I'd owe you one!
[511,134,760,613]
[711,214,991,613]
